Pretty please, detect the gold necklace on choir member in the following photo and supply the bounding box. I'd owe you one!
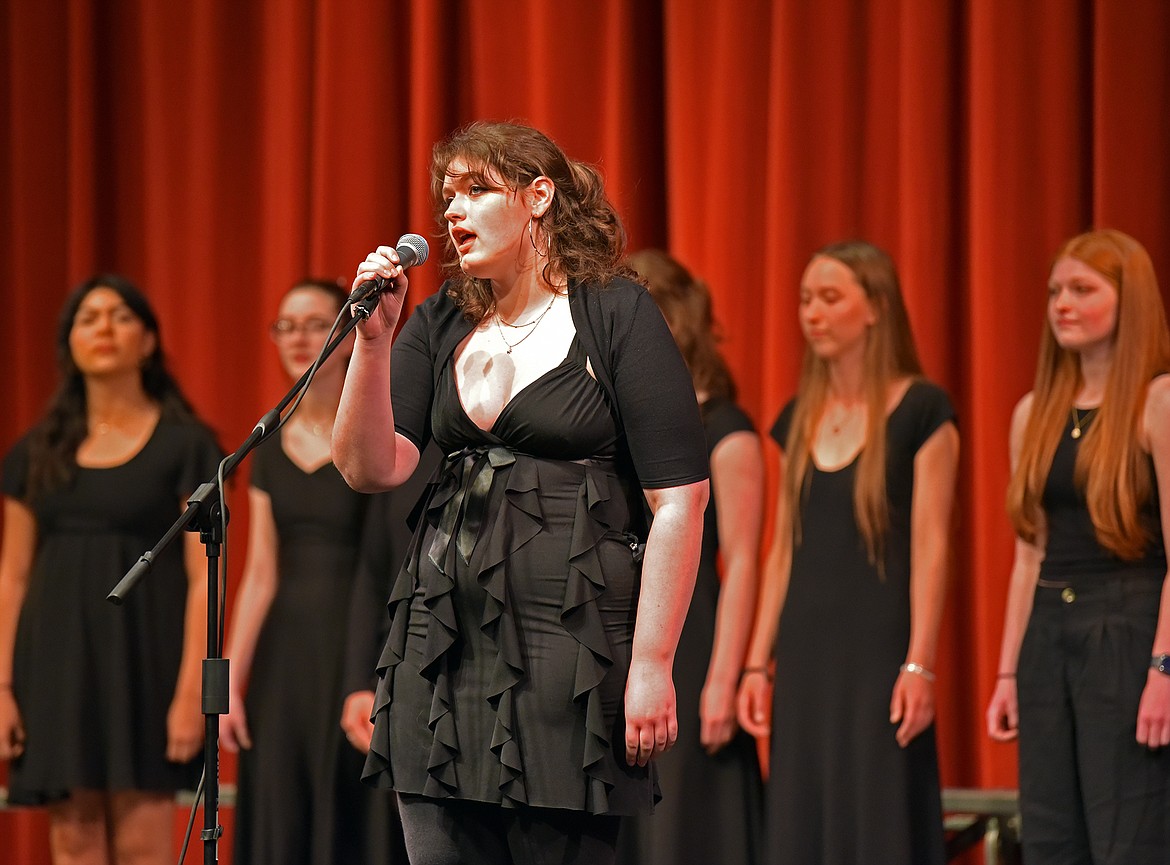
[823,401,863,436]
[1070,406,1098,439]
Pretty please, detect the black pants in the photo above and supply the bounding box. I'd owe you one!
[397,794,621,865]
[1017,573,1170,865]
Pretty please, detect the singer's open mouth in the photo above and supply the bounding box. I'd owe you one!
[452,229,475,253]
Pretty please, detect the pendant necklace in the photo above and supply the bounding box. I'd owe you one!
[825,402,859,435]
[296,415,330,437]
[494,293,557,354]
[1070,406,1097,440]
[90,417,129,436]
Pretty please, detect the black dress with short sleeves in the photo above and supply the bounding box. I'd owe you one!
[2,420,221,804]
[617,395,764,864]
[766,380,952,865]
[361,280,709,816]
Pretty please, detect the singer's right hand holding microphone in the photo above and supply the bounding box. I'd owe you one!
[352,246,410,339]
[335,234,428,490]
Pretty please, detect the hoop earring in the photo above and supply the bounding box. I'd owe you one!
[528,217,549,257]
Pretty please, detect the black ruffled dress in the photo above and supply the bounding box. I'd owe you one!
[361,281,709,816]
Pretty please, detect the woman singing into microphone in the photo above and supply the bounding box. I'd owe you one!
[332,121,709,865]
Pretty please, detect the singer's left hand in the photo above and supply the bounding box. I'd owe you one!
[624,657,678,767]
[352,246,409,339]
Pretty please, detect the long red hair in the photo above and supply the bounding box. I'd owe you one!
[1007,229,1170,559]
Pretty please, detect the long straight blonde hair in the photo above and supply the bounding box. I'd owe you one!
[1007,229,1170,559]
[784,241,923,567]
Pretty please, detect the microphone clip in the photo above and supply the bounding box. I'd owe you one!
[350,292,381,319]
[348,276,387,306]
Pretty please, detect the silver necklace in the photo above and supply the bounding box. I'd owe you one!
[494,294,556,354]
[497,292,555,328]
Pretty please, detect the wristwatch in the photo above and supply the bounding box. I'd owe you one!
[1151,654,1170,675]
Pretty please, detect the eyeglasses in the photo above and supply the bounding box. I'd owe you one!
[269,318,332,338]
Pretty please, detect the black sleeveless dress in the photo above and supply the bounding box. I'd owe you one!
[233,438,400,865]
[767,380,953,865]
[364,336,659,814]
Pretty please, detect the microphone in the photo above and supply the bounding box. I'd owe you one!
[348,234,430,303]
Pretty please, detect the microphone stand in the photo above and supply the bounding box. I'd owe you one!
[106,293,383,865]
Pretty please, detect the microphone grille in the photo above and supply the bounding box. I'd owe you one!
[397,233,430,267]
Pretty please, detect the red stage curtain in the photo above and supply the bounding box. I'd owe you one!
[3,2,1170,862]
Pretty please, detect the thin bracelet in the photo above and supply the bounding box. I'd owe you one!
[900,662,936,682]
[740,666,772,682]
[996,672,1016,679]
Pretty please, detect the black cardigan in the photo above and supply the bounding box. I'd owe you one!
[389,277,709,491]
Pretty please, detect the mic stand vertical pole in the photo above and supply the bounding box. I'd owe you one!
[189,484,229,865]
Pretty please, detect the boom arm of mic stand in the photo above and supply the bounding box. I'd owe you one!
[106,307,369,602]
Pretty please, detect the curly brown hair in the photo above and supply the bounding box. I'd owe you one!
[429,121,628,321]
[625,248,736,402]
